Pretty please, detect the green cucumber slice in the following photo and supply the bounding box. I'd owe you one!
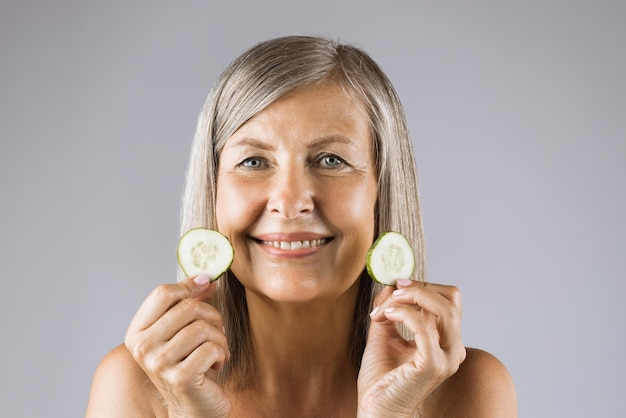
[366,231,415,285]
[177,228,234,281]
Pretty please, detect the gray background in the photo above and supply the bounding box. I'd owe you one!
[1,1,624,417]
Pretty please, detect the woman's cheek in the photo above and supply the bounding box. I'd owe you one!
[217,177,261,230]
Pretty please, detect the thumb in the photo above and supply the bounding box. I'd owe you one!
[180,274,216,300]
[367,309,402,343]
[367,285,399,339]
[371,285,395,314]
[190,274,219,303]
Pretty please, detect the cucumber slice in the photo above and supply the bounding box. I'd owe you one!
[177,228,234,281]
[366,231,415,285]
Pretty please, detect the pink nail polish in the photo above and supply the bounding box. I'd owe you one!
[396,278,413,287]
[194,275,210,285]
[369,306,379,317]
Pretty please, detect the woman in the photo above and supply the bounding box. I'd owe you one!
[86,35,517,417]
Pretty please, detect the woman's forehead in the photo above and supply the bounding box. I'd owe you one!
[231,84,369,137]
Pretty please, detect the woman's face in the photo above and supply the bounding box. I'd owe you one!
[215,84,377,303]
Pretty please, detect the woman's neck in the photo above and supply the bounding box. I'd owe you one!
[228,280,360,416]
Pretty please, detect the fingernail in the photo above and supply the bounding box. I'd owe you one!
[384,307,395,314]
[369,306,379,317]
[194,274,210,286]
[393,288,405,296]
[396,278,413,287]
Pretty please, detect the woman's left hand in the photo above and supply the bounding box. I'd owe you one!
[357,279,466,418]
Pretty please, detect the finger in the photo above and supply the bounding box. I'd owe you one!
[397,280,462,306]
[165,319,230,364]
[369,286,395,322]
[369,280,447,321]
[128,275,215,333]
[389,287,465,361]
[157,340,227,395]
[383,306,461,377]
[385,305,451,374]
[369,281,438,321]
[392,284,462,339]
[195,280,220,304]
[180,340,229,375]
[391,284,460,316]
[147,296,225,343]
[383,305,444,363]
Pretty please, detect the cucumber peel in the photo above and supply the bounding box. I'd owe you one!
[366,231,415,285]
[177,228,234,281]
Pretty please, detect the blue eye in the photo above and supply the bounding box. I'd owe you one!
[318,154,344,168]
[241,157,265,169]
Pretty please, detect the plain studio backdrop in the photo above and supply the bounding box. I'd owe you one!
[1,1,624,417]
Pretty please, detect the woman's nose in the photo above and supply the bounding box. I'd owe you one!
[267,166,314,219]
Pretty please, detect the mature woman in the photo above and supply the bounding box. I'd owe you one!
[86,35,517,417]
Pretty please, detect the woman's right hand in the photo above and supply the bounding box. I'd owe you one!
[124,275,231,418]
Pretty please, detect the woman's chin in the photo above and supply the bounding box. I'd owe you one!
[242,272,358,306]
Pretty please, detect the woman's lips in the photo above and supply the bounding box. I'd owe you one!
[251,234,334,254]
[260,238,331,250]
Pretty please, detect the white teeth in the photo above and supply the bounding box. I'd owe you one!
[263,239,327,250]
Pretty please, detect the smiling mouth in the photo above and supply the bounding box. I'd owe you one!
[256,238,332,250]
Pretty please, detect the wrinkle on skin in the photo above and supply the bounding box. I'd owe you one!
[215,84,378,305]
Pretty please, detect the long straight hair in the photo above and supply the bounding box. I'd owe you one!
[180,36,425,387]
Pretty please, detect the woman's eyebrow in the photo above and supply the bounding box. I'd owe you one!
[308,135,357,148]
[228,135,357,150]
[226,137,275,151]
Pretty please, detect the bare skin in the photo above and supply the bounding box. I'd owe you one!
[86,85,517,417]
[86,279,516,417]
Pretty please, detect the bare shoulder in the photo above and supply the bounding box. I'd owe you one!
[423,347,518,417]
[85,344,162,417]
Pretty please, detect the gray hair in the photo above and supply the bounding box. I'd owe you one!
[180,35,425,386]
